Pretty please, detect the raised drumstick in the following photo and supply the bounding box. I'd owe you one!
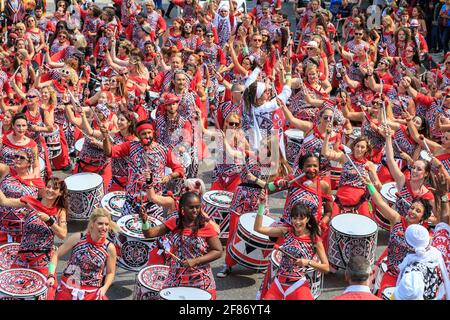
[419,135,433,156]
[338,145,364,179]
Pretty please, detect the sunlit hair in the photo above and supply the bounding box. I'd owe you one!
[46,176,68,210]
[88,208,119,233]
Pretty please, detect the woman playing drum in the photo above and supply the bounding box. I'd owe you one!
[322,133,381,219]
[46,208,118,300]
[0,177,67,299]
[254,190,330,300]
[141,192,223,299]
[0,148,44,244]
[363,173,433,298]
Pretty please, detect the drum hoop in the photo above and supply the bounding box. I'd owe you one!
[117,215,161,240]
[159,286,212,300]
[202,191,233,208]
[137,265,170,291]
[330,214,378,236]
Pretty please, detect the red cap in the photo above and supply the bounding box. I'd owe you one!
[160,93,180,106]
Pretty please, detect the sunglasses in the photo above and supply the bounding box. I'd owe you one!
[196,29,204,32]
[27,95,37,99]
[206,34,214,37]
[14,154,28,160]
[253,38,262,42]
[354,33,363,36]
[322,115,332,121]
[58,35,67,39]
[446,61,450,65]
[307,47,316,50]
[228,121,241,127]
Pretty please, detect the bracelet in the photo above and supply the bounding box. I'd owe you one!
[257,204,265,216]
[367,183,377,195]
[142,220,151,230]
[45,216,56,227]
[48,262,56,274]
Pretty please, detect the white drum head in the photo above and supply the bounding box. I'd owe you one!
[350,127,362,139]
[239,212,274,240]
[150,109,157,121]
[203,190,233,208]
[380,182,398,203]
[101,191,126,218]
[164,167,172,176]
[218,85,225,93]
[65,173,103,191]
[159,287,212,300]
[75,138,85,153]
[420,150,431,162]
[117,215,162,240]
[148,91,160,99]
[284,129,304,140]
[331,214,378,236]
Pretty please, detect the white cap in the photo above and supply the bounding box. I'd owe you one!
[410,19,419,27]
[306,41,318,49]
[405,224,430,255]
[393,271,425,300]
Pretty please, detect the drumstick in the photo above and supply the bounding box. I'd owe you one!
[165,249,182,262]
[393,140,402,153]
[274,244,297,261]
[338,145,364,179]
[287,173,306,186]
[419,135,433,156]
[395,192,411,207]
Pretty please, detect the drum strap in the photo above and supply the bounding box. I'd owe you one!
[274,276,307,300]
[111,176,126,188]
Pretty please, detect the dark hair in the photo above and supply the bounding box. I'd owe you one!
[91,5,102,17]
[12,112,28,126]
[415,115,429,137]
[46,177,68,210]
[290,204,320,243]
[413,198,433,221]
[177,192,208,234]
[346,255,371,282]
[297,153,320,171]
[118,111,137,135]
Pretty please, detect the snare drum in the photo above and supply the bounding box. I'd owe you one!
[270,250,323,299]
[74,138,85,155]
[284,129,304,166]
[328,213,378,270]
[376,182,397,231]
[134,265,169,300]
[64,173,104,220]
[202,190,233,239]
[382,287,395,300]
[217,84,226,103]
[115,215,162,272]
[228,212,275,270]
[0,243,19,271]
[159,287,212,300]
[43,125,62,159]
[39,157,45,179]
[0,268,47,300]
[101,191,126,222]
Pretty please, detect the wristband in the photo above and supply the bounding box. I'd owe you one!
[257,204,265,216]
[242,46,249,55]
[45,216,56,227]
[142,220,151,230]
[267,182,277,192]
[285,75,292,80]
[367,183,376,195]
[48,262,56,274]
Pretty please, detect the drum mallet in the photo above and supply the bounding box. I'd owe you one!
[395,192,411,207]
[419,135,433,156]
[274,244,297,261]
[338,145,365,179]
[159,239,182,262]
[267,173,305,191]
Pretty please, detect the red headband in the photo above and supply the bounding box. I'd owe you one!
[136,123,155,134]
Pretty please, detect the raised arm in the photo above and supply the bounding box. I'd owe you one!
[385,126,406,190]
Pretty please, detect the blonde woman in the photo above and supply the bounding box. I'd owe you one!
[381,15,396,56]
[46,208,118,300]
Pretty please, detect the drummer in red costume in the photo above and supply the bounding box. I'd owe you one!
[333,255,381,300]
[322,132,382,219]
[363,174,433,298]
[46,208,118,300]
[141,192,223,299]
[0,148,45,244]
[101,120,184,217]
[254,190,329,300]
